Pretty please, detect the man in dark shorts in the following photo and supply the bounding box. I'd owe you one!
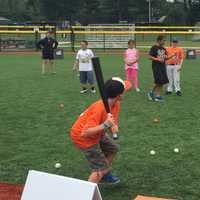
[148,35,174,102]
[37,30,58,74]
[70,77,126,184]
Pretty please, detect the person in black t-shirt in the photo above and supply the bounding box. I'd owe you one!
[148,35,175,102]
[37,30,58,74]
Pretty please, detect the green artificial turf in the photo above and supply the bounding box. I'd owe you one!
[0,53,200,200]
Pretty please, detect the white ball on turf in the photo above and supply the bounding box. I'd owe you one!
[55,163,62,169]
[174,148,179,153]
[150,150,156,155]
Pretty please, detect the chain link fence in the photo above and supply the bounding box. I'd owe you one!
[0,25,200,52]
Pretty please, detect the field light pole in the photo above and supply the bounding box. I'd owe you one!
[148,0,152,23]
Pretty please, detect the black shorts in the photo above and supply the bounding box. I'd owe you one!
[42,52,54,60]
[42,54,54,60]
[152,64,169,85]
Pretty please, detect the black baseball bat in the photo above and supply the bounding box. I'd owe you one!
[92,57,118,139]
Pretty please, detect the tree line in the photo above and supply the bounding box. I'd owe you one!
[0,0,199,25]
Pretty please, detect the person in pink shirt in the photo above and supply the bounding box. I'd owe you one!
[124,40,140,92]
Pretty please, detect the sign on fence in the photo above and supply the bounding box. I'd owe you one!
[186,49,197,59]
[21,170,102,200]
[54,48,64,59]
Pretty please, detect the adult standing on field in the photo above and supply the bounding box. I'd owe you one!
[37,30,58,74]
[148,35,175,102]
[166,39,184,96]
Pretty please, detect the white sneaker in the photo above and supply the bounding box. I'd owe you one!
[136,88,140,92]
[91,89,96,93]
[80,89,88,94]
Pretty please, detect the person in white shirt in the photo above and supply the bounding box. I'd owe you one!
[73,40,96,94]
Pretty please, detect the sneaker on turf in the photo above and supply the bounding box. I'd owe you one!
[154,96,164,102]
[148,91,154,101]
[80,89,88,94]
[176,91,182,96]
[136,88,140,92]
[91,89,96,93]
[166,91,172,95]
[100,172,120,185]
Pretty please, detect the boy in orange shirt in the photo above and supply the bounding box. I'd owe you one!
[166,39,184,96]
[70,77,125,184]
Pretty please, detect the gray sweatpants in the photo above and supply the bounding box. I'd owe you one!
[166,64,181,92]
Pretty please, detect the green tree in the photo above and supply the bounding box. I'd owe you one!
[165,3,188,25]
[99,0,148,23]
[26,0,42,20]
[99,0,119,23]
[0,0,199,25]
[78,0,100,24]
[40,0,81,21]
[0,0,37,20]
[187,0,200,24]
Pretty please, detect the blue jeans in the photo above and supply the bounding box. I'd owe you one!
[79,71,94,84]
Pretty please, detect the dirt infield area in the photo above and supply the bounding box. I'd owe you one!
[0,183,24,200]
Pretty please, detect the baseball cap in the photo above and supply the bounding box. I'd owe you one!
[172,38,179,43]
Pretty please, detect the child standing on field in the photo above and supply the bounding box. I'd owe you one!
[70,78,126,184]
[73,40,96,94]
[166,38,184,96]
[124,40,140,92]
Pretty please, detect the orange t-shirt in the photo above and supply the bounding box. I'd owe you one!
[166,47,184,65]
[70,100,120,148]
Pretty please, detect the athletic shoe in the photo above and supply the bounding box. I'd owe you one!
[91,89,96,93]
[100,172,120,185]
[148,91,154,101]
[154,96,164,102]
[136,88,140,92]
[80,89,88,94]
[176,91,182,96]
[166,91,172,95]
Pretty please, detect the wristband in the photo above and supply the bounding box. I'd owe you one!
[102,122,111,130]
